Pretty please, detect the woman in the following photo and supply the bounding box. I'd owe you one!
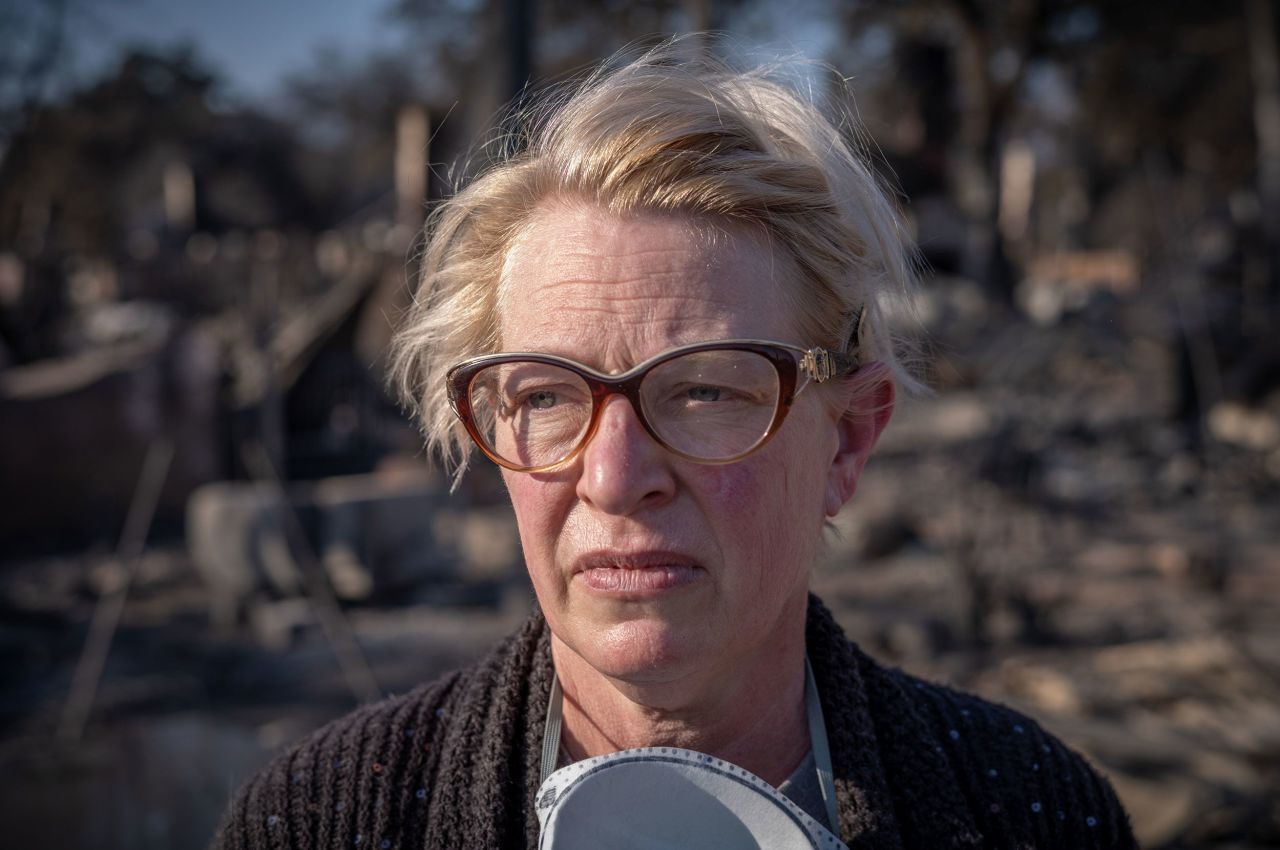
[213,46,1136,849]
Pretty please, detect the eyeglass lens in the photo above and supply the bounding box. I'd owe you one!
[466,349,782,468]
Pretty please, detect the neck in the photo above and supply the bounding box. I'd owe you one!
[549,609,810,786]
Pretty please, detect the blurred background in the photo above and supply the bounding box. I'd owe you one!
[1,0,1278,847]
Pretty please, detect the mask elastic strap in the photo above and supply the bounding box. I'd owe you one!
[540,673,565,785]
[805,656,841,833]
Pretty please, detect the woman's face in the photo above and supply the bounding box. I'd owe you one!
[497,202,851,687]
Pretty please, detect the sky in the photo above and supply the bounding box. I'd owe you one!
[44,0,856,111]
[70,0,400,100]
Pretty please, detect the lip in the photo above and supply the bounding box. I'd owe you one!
[571,550,705,597]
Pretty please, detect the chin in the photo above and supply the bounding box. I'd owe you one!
[575,614,707,684]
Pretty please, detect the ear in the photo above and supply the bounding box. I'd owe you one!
[824,364,895,517]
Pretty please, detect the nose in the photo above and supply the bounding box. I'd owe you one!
[575,395,676,515]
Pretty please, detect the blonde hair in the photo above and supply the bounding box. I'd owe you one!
[389,41,923,476]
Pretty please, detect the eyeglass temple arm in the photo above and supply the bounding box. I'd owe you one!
[799,307,865,383]
[800,347,860,383]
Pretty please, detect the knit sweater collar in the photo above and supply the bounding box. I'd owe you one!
[802,595,982,849]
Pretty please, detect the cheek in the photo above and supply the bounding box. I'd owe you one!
[688,458,811,588]
[691,433,825,522]
[690,462,759,516]
[504,475,566,559]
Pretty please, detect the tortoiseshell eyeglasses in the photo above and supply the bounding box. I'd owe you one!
[446,339,860,473]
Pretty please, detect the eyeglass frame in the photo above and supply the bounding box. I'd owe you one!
[445,338,862,474]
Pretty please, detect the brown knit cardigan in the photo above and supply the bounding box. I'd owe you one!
[211,596,1137,849]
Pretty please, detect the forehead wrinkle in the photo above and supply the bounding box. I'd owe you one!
[505,205,728,281]
[500,246,705,332]
[503,268,745,359]
[496,201,802,365]
[517,303,735,371]
[529,283,739,311]
[527,251,729,297]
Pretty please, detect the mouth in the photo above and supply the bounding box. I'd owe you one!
[572,551,704,595]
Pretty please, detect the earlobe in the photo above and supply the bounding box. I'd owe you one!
[823,365,895,517]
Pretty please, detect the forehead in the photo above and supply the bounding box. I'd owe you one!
[497,202,799,369]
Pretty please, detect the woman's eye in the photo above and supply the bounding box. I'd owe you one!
[686,385,722,402]
[526,390,558,409]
